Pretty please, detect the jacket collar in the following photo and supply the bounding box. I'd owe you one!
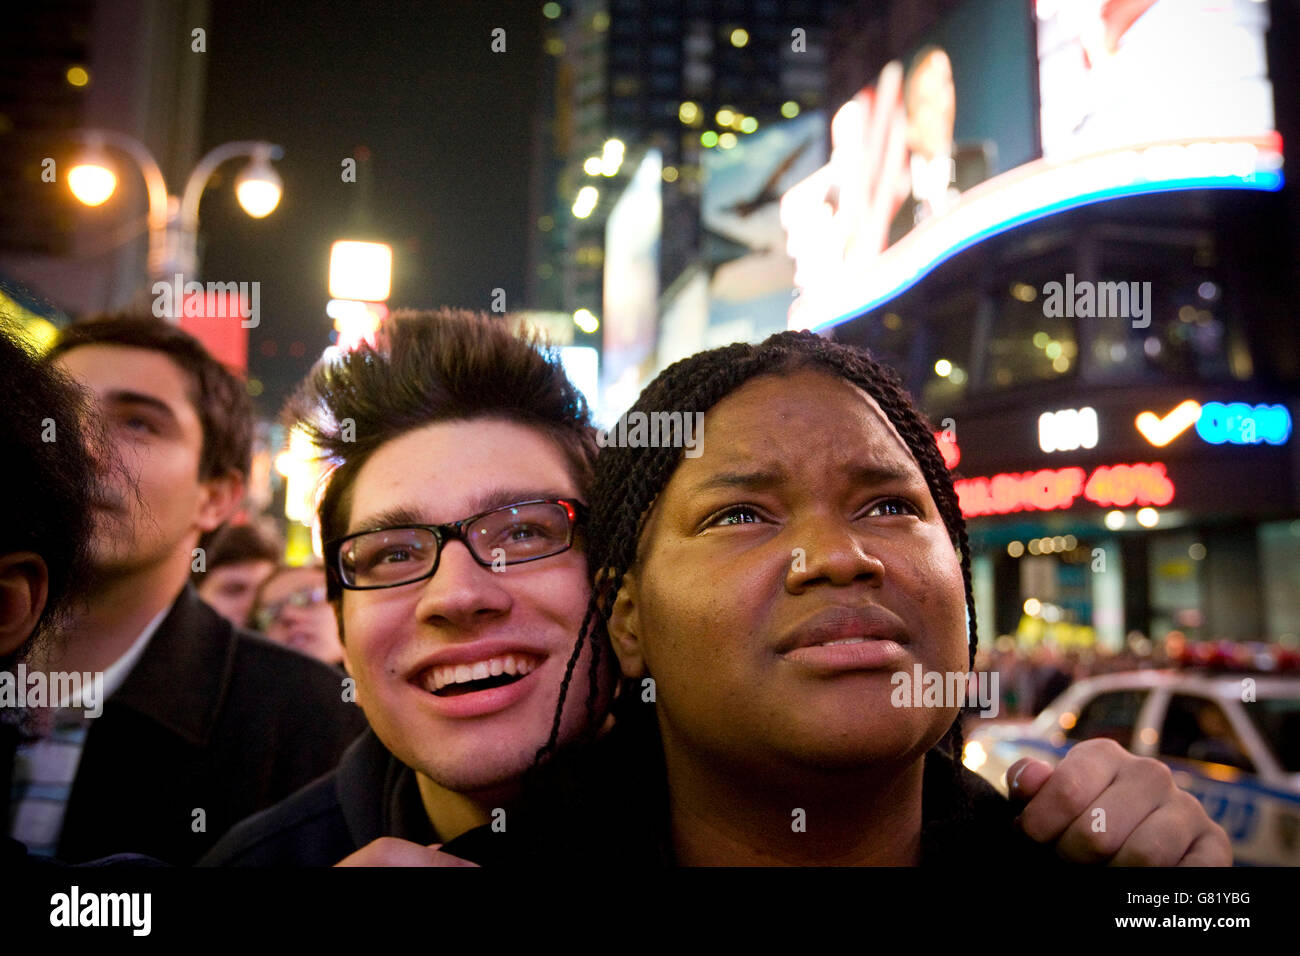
[336,729,438,848]
[107,585,239,748]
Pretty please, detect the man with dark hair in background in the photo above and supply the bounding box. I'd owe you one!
[193,522,282,628]
[3,314,364,864]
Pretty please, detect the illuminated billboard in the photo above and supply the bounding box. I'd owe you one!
[1037,0,1275,161]
[602,150,662,418]
[702,111,826,345]
[780,0,1285,331]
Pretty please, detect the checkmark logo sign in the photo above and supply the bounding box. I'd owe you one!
[1135,400,1202,447]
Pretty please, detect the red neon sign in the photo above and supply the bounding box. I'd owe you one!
[932,430,960,469]
[955,462,1174,518]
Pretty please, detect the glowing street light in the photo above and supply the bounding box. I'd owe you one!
[65,129,284,286]
[67,160,117,207]
[234,147,283,218]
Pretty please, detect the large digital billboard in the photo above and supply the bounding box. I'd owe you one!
[780,0,1284,331]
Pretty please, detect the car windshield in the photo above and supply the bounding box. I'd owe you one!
[1241,695,1300,773]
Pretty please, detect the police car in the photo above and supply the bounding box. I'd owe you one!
[963,668,1300,865]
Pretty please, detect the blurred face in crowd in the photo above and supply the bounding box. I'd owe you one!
[254,565,342,665]
[198,559,276,627]
[609,368,969,780]
[337,418,599,796]
[55,346,237,580]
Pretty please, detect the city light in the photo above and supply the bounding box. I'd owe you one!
[662,166,679,183]
[1024,598,1042,617]
[780,100,800,119]
[583,156,602,175]
[68,162,117,206]
[234,151,283,218]
[715,108,735,127]
[718,132,737,149]
[572,185,599,218]
[700,130,719,148]
[739,116,758,134]
[1105,510,1127,530]
[678,101,700,125]
[599,138,624,177]
[542,2,561,19]
[328,240,393,301]
[730,28,749,47]
[573,308,599,334]
[66,66,89,87]
[962,740,987,772]
[934,358,952,377]
[1136,507,1160,528]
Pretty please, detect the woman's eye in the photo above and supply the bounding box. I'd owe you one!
[709,505,765,527]
[866,498,918,518]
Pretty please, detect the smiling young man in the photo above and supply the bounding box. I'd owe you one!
[2,314,366,865]
[200,309,609,865]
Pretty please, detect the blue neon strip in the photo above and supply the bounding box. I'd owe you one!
[812,171,1285,332]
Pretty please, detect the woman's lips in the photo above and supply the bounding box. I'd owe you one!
[780,637,908,671]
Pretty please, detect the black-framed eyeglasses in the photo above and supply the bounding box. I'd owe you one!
[325,498,587,591]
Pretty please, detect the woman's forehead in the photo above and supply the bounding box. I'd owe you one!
[694,369,919,473]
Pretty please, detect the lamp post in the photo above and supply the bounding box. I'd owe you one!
[67,129,284,290]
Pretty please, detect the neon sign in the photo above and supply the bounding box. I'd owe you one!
[1135,400,1292,447]
[932,430,960,469]
[1196,402,1291,446]
[1039,407,1098,454]
[956,462,1174,518]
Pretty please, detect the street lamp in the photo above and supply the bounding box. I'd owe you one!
[66,129,284,284]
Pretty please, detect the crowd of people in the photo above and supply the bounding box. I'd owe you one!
[1,308,1231,867]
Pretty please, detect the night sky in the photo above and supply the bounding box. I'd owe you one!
[195,0,545,415]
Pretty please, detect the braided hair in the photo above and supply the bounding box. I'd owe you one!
[538,330,977,775]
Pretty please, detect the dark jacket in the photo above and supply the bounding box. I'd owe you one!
[440,714,1069,868]
[0,585,367,865]
[199,729,436,866]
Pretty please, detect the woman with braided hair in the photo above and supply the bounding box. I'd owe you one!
[431,329,1228,867]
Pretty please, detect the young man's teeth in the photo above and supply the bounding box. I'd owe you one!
[819,637,868,647]
[427,655,537,692]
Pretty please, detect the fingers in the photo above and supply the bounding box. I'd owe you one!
[1052,756,1175,863]
[1016,738,1235,866]
[1107,790,1215,867]
[1017,738,1124,845]
[334,836,479,867]
[1005,757,1053,802]
[1173,824,1234,867]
